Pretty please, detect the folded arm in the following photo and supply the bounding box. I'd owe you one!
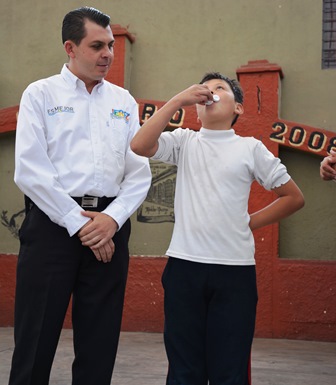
[249,179,305,231]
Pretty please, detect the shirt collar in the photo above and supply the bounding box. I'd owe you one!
[199,127,235,139]
[61,64,105,93]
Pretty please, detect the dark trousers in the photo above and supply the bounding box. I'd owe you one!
[8,205,130,385]
[162,257,258,385]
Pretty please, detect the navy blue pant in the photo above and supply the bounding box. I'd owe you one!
[8,205,130,385]
[162,257,257,385]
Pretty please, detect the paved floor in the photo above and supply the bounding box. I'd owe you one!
[0,327,335,385]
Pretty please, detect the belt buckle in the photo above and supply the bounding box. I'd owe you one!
[81,196,98,208]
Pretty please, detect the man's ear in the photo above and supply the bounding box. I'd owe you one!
[235,103,244,116]
[64,41,75,58]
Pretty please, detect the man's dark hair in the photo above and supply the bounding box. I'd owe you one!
[62,7,111,45]
[200,72,244,126]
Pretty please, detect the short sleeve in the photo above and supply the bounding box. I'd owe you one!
[253,141,291,190]
[151,128,186,165]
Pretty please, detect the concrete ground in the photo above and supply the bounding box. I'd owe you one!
[0,327,335,385]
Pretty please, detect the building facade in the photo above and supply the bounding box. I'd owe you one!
[0,0,335,341]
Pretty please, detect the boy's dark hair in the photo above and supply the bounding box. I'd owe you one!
[200,72,244,126]
[200,72,243,104]
[62,7,111,45]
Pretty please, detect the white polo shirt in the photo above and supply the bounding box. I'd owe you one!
[152,127,290,265]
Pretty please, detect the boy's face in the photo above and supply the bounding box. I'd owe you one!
[196,78,243,129]
[65,20,115,90]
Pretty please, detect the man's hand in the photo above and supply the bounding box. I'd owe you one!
[91,239,115,263]
[320,150,336,181]
[78,211,118,262]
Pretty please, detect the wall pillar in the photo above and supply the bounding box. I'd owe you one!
[235,60,285,337]
[105,24,135,88]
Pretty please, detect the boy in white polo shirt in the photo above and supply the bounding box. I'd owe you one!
[131,72,304,385]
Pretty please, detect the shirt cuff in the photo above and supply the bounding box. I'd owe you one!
[61,205,91,237]
[103,202,129,230]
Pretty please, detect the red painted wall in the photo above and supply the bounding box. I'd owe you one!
[0,255,16,326]
[1,254,335,341]
[0,255,166,331]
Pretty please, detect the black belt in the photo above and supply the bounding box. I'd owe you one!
[72,196,115,209]
[23,195,115,215]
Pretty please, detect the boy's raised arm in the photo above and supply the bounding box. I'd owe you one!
[131,84,213,157]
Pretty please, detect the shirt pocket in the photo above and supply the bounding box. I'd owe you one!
[107,113,129,156]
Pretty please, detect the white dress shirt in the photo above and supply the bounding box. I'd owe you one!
[152,127,290,265]
[14,64,151,236]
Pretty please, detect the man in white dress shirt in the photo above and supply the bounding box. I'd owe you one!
[8,7,151,385]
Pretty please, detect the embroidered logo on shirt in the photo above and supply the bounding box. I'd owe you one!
[110,109,130,124]
[47,106,74,116]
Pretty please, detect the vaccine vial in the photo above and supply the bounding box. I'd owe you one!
[205,94,220,105]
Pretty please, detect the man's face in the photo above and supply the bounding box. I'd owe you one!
[67,19,114,89]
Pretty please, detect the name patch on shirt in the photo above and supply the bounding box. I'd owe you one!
[111,109,130,124]
[47,106,74,116]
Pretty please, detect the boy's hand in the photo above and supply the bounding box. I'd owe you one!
[172,84,214,107]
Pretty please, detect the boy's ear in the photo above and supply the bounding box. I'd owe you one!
[235,103,244,115]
